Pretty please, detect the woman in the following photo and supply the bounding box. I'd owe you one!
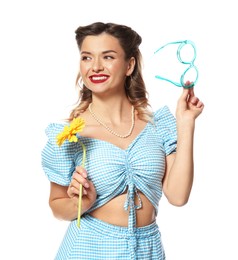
[42,22,204,260]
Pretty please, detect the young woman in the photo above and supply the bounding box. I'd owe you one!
[42,22,204,260]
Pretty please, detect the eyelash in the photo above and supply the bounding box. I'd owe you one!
[81,56,91,61]
[104,56,114,60]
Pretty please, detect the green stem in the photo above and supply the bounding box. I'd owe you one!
[77,140,86,228]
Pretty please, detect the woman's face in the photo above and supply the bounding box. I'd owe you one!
[79,33,134,95]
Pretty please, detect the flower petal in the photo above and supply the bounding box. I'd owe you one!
[56,117,85,146]
[69,135,78,143]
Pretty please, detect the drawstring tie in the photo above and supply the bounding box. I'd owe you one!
[124,183,142,259]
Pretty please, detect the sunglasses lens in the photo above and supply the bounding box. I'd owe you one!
[178,43,196,64]
[181,66,198,87]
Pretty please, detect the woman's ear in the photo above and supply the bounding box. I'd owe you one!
[126,57,136,76]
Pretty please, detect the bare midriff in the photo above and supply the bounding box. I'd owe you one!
[89,191,156,227]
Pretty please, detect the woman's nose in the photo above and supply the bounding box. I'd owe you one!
[92,58,104,72]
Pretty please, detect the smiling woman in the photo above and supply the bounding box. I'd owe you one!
[41,22,204,260]
[79,33,136,98]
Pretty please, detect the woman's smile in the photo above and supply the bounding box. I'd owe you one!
[89,74,110,84]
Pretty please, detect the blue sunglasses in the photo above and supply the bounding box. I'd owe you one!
[154,40,198,89]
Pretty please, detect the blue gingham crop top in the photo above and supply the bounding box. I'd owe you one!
[41,105,177,229]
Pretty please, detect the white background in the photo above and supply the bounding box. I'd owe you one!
[0,0,237,259]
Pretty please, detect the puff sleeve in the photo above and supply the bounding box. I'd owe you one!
[154,106,177,155]
[41,123,78,186]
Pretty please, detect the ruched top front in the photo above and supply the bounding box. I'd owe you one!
[41,106,177,229]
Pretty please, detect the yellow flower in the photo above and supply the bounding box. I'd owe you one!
[56,117,85,146]
[56,116,86,228]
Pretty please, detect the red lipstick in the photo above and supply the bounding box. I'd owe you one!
[89,74,109,83]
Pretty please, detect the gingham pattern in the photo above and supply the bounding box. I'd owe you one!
[41,106,177,259]
[55,215,165,260]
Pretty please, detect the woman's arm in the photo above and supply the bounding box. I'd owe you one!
[162,86,204,206]
[49,166,97,221]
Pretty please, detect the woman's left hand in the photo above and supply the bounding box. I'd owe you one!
[176,81,204,122]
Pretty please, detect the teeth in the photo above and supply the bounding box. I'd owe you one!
[92,76,107,80]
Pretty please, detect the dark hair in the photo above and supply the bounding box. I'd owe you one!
[69,22,152,122]
[75,22,142,61]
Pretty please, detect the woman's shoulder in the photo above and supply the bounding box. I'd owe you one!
[153,105,175,121]
[42,121,77,186]
[44,122,67,139]
[152,105,177,154]
[42,120,80,159]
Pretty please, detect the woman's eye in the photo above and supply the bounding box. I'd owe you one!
[81,56,91,61]
[104,56,114,60]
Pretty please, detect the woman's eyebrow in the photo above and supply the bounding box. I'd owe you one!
[102,50,117,54]
[80,51,91,55]
[81,50,117,55]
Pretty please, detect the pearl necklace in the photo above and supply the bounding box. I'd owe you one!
[88,103,135,138]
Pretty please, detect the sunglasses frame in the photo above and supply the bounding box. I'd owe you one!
[154,40,199,88]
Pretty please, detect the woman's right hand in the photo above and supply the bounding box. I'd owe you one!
[67,166,97,214]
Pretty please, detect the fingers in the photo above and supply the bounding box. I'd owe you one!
[75,165,87,178]
[196,100,204,109]
[180,83,193,101]
[189,95,199,105]
[182,81,201,103]
[177,81,204,117]
[184,83,204,109]
[67,166,90,197]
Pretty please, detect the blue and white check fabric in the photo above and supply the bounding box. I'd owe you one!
[41,106,177,259]
[55,215,165,259]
